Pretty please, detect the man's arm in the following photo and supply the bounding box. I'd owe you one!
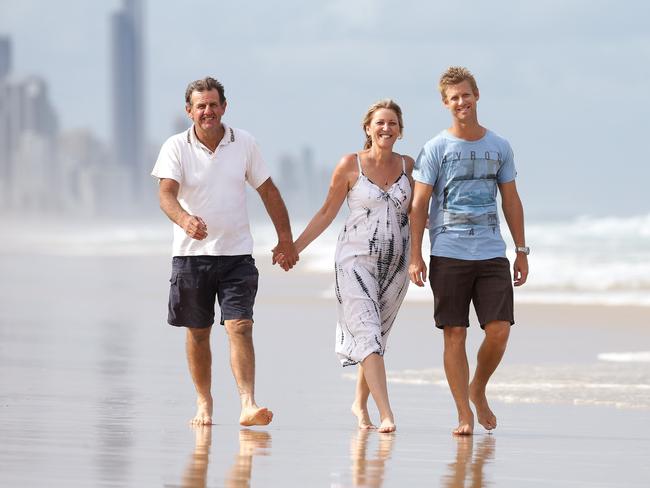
[256,178,299,270]
[409,181,433,287]
[499,180,528,286]
[158,178,207,240]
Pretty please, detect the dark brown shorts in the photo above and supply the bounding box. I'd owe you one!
[429,256,514,329]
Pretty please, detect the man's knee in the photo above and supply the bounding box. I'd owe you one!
[443,326,467,347]
[484,321,510,344]
[224,319,253,339]
[187,326,212,344]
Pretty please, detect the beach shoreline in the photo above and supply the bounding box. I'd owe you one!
[1,251,649,486]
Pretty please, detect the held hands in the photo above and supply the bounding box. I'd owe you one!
[272,240,299,271]
[408,255,428,287]
[181,214,208,240]
[513,253,529,286]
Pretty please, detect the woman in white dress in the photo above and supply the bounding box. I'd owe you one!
[283,99,413,432]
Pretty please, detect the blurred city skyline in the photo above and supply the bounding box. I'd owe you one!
[1,0,649,219]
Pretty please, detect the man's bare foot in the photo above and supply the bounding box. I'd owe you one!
[470,383,497,431]
[378,417,396,433]
[239,406,273,426]
[453,413,474,436]
[191,396,213,426]
[351,402,376,429]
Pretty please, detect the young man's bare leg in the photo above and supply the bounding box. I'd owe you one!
[224,319,273,426]
[360,353,395,433]
[352,366,375,429]
[186,326,214,425]
[443,326,474,435]
[469,321,510,431]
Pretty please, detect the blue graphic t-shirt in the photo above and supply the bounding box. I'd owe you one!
[413,129,516,260]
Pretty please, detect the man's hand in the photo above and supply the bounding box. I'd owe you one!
[272,240,299,271]
[181,214,208,240]
[513,253,528,286]
[409,255,428,287]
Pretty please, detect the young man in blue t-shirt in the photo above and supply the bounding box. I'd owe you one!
[409,66,529,435]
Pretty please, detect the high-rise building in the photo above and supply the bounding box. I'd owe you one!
[0,37,61,212]
[9,76,60,211]
[0,36,12,199]
[111,0,145,200]
[0,35,10,80]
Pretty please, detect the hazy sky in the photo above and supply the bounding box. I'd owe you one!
[1,0,649,219]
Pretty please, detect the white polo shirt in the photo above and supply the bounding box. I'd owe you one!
[151,124,271,256]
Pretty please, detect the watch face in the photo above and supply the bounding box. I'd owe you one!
[517,246,530,255]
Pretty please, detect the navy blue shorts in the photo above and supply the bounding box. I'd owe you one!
[167,255,259,328]
[429,256,514,329]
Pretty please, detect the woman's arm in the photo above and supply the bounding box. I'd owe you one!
[294,155,356,253]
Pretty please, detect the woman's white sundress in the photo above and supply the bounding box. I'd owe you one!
[334,153,411,366]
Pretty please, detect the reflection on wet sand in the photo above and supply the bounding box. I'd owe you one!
[178,427,272,488]
[180,426,212,488]
[349,430,395,487]
[225,429,272,488]
[96,320,134,485]
[441,435,495,488]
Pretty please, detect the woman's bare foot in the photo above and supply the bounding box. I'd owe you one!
[351,402,376,429]
[191,395,214,426]
[378,417,396,433]
[239,406,273,426]
[452,417,474,435]
[452,405,474,435]
[469,383,497,431]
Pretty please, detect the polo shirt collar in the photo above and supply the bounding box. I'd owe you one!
[187,124,236,151]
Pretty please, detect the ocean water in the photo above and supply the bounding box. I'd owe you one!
[3,213,649,413]
[285,213,650,308]
[7,212,649,305]
[8,214,649,306]
[2,215,650,486]
[380,358,650,411]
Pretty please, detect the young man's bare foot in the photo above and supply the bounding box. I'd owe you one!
[239,406,273,426]
[452,414,474,436]
[469,383,497,431]
[378,417,396,433]
[191,396,214,426]
[351,402,376,429]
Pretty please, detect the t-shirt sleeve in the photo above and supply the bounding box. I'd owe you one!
[245,137,272,189]
[413,143,439,186]
[151,138,183,183]
[497,141,517,183]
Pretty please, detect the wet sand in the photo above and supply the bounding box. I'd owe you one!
[1,252,649,487]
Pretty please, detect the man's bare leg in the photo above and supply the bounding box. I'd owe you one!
[443,326,474,435]
[352,366,375,429]
[469,321,510,431]
[186,326,214,425]
[224,319,273,426]
[360,353,395,433]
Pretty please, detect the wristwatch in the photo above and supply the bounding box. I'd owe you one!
[516,246,530,255]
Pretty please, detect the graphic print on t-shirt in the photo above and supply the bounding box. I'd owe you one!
[441,150,502,230]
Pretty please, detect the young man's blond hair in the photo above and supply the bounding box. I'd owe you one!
[438,66,479,101]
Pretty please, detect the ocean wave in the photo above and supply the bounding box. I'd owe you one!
[375,362,650,410]
[598,352,650,363]
[3,214,650,307]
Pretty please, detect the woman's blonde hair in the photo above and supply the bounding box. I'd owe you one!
[361,99,404,150]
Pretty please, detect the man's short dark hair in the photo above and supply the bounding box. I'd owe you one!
[185,77,226,106]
